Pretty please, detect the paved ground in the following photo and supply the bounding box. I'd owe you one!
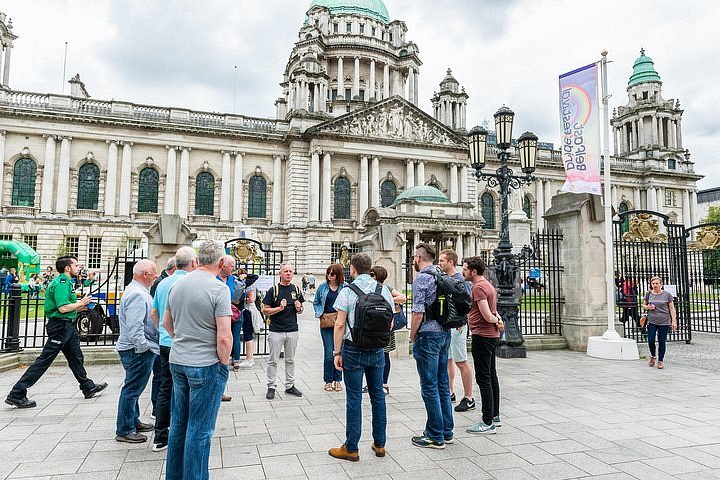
[2,312,720,480]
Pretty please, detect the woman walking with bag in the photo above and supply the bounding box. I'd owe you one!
[641,276,677,369]
[314,264,346,391]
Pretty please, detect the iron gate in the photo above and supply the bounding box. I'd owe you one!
[685,223,720,334]
[613,210,691,343]
[224,238,283,356]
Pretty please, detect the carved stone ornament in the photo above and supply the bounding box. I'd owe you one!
[689,226,720,251]
[231,240,263,263]
[339,245,351,268]
[622,214,668,243]
[318,99,464,147]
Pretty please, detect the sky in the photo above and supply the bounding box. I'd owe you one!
[2,0,718,188]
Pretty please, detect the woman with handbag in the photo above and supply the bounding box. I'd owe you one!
[313,263,346,392]
[641,276,677,369]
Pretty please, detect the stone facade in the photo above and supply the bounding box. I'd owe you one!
[0,4,702,287]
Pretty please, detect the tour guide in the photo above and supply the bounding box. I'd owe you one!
[5,255,108,409]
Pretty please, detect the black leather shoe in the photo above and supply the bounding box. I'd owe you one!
[115,432,147,443]
[83,382,108,399]
[285,386,303,397]
[135,422,154,433]
[5,396,36,409]
[266,388,275,400]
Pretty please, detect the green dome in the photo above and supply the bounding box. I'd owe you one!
[392,185,450,206]
[628,48,661,87]
[308,0,390,23]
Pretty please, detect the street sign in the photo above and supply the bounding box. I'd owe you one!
[529,267,541,279]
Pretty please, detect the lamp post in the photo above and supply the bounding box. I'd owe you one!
[468,106,538,359]
[292,246,298,274]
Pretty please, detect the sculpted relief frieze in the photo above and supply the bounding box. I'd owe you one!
[322,101,461,147]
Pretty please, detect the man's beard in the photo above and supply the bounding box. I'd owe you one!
[413,262,420,272]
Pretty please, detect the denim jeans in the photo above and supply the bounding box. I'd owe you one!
[412,331,453,442]
[154,346,173,445]
[383,352,391,385]
[151,355,161,415]
[647,323,670,361]
[471,335,500,425]
[116,349,156,436]
[167,362,228,480]
[231,320,243,362]
[320,327,342,383]
[342,344,386,453]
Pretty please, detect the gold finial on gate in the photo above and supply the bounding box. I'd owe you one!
[622,214,668,243]
[689,225,720,250]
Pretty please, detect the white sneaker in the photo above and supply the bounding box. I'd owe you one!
[239,359,255,368]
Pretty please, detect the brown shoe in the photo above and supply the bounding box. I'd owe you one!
[371,443,386,457]
[222,394,232,402]
[328,444,359,462]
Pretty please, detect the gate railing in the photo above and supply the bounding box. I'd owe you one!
[684,222,720,334]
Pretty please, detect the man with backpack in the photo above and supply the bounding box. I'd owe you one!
[262,262,304,400]
[409,242,455,449]
[329,253,394,462]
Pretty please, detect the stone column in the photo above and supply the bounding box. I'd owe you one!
[670,120,677,149]
[633,188,641,210]
[459,165,468,202]
[164,146,177,215]
[413,231,420,248]
[313,84,320,112]
[321,151,332,223]
[371,156,380,208]
[613,127,619,155]
[413,68,419,105]
[690,190,697,225]
[272,154,283,225]
[535,180,545,222]
[682,189,691,226]
[633,120,639,150]
[657,188,663,212]
[2,45,12,87]
[105,141,118,216]
[118,142,133,217]
[55,137,72,214]
[544,181,554,215]
[337,57,344,99]
[456,233,464,261]
[369,59,376,100]
[40,135,56,214]
[651,116,658,145]
[177,147,190,218]
[359,155,369,221]
[638,116,645,147]
[408,67,415,105]
[647,186,657,211]
[309,149,320,222]
[676,119,683,149]
[220,151,231,221]
[233,152,245,222]
[416,160,425,187]
[383,64,390,99]
[440,102,446,126]
[658,117,665,147]
[353,57,360,99]
[449,163,459,203]
[611,185,618,209]
[405,159,415,188]
[0,131,4,208]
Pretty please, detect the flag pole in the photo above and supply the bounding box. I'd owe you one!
[600,50,620,340]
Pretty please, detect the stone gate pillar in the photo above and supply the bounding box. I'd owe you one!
[144,214,198,269]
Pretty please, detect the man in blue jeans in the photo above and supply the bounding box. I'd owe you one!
[115,259,159,443]
[409,242,454,449]
[329,253,394,462]
[163,240,233,480]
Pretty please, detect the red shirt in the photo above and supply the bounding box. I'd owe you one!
[467,277,500,338]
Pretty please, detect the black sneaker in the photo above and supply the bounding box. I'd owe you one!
[5,396,36,409]
[152,441,168,452]
[266,388,276,400]
[450,393,456,403]
[412,435,445,449]
[83,382,108,399]
[444,436,455,444]
[454,397,476,412]
[285,386,303,397]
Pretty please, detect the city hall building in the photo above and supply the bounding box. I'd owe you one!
[0,2,701,284]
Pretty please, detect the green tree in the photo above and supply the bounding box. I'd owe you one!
[702,205,720,224]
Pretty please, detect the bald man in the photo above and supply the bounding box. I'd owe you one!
[115,259,159,443]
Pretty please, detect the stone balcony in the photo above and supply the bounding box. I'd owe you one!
[188,214,220,226]
[68,209,102,220]
[1,205,38,217]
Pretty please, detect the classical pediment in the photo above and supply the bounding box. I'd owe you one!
[306,96,467,148]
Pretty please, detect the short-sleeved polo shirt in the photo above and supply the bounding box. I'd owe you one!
[153,270,189,347]
[44,273,77,320]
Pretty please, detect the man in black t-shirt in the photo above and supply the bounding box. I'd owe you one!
[263,262,304,400]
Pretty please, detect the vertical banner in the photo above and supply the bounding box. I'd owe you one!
[558,63,602,195]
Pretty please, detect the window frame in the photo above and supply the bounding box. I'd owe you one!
[333,176,351,219]
[380,180,397,207]
[248,175,267,218]
[481,193,496,229]
[194,171,215,216]
[11,158,37,207]
[77,162,100,210]
[137,167,159,213]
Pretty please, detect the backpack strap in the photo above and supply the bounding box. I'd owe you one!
[348,283,365,298]
[374,282,383,295]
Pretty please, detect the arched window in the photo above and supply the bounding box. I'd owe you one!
[11,158,37,207]
[194,172,215,216]
[334,177,351,219]
[380,180,397,207]
[481,193,495,229]
[523,194,532,220]
[77,163,100,210]
[248,175,267,218]
[137,167,159,213]
[618,201,630,234]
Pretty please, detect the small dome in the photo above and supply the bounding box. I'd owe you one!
[392,185,451,206]
[628,48,661,87]
[308,0,390,24]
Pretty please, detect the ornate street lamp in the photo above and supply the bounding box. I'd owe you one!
[468,106,538,358]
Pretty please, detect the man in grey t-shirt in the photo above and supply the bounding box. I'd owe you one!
[163,240,233,480]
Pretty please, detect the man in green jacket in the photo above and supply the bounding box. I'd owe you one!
[5,255,108,409]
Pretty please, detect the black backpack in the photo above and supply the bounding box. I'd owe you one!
[348,283,393,349]
[427,268,471,329]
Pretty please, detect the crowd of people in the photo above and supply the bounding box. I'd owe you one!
[9,242,681,476]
